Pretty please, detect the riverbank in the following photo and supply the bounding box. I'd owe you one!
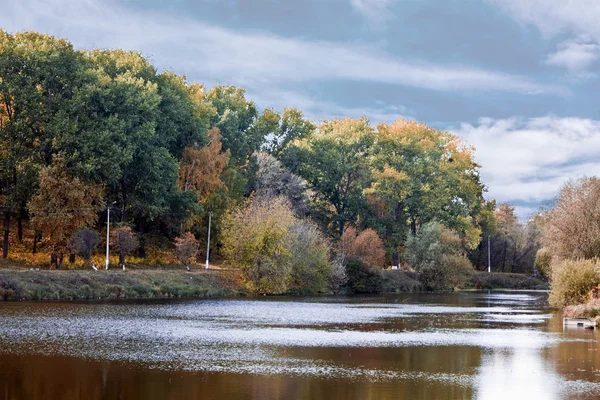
[0,268,243,301]
[0,266,548,301]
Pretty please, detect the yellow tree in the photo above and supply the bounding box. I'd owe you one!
[29,155,104,268]
[178,127,230,204]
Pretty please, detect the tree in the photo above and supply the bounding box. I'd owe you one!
[340,227,386,269]
[111,226,139,269]
[221,196,297,294]
[29,155,105,268]
[540,177,600,260]
[179,128,230,203]
[175,232,199,270]
[253,152,308,216]
[287,223,332,294]
[283,118,374,237]
[261,108,315,156]
[366,119,484,265]
[405,221,473,290]
[70,229,100,269]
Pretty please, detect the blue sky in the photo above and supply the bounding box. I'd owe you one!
[3,0,600,219]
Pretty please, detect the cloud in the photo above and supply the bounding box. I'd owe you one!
[546,37,600,79]
[247,88,410,123]
[452,116,600,217]
[487,0,600,40]
[489,0,600,79]
[0,0,563,96]
[349,0,398,26]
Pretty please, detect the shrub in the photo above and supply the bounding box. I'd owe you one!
[340,227,385,269]
[345,257,384,294]
[534,248,552,280]
[70,229,100,269]
[175,232,199,269]
[548,259,600,308]
[221,196,297,294]
[287,223,332,294]
[405,221,473,290]
[111,226,139,269]
[328,256,348,293]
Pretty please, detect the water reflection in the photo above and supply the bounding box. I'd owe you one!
[0,292,598,399]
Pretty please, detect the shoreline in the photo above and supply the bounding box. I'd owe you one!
[1,268,548,302]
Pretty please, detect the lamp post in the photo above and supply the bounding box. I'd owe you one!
[205,212,212,270]
[105,201,116,270]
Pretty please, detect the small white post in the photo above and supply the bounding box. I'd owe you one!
[105,207,110,270]
[205,212,212,270]
[488,236,491,273]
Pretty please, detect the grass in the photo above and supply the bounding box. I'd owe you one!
[462,271,549,290]
[382,269,422,293]
[0,267,244,301]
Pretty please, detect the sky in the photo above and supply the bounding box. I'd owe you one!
[2,0,600,219]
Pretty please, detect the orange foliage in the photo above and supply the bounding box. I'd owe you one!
[340,227,385,269]
[179,128,230,203]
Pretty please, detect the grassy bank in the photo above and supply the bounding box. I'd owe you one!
[462,271,548,290]
[0,268,243,301]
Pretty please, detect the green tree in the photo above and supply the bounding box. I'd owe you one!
[283,118,374,237]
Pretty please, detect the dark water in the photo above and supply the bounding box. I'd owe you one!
[0,292,598,399]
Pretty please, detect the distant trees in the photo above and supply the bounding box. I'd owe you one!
[70,229,100,269]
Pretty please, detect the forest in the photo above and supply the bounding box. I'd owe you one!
[1,30,597,311]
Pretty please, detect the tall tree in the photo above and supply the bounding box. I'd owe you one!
[29,155,104,268]
[283,118,374,238]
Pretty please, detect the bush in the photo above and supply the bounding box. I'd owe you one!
[287,223,332,294]
[345,257,384,294]
[405,221,473,290]
[340,227,385,268]
[70,229,100,268]
[175,232,199,269]
[549,259,600,308]
[534,248,552,280]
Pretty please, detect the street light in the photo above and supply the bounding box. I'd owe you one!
[105,201,117,270]
[205,212,212,270]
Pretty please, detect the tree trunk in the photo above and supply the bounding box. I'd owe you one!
[58,255,64,270]
[50,254,57,268]
[33,233,38,254]
[138,219,146,258]
[501,238,507,272]
[410,216,417,236]
[17,215,22,243]
[392,251,399,267]
[3,210,9,259]
[69,253,75,264]
[119,251,125,268]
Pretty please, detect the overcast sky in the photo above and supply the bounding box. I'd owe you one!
[3,0,600,219]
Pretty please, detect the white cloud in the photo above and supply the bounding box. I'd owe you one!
[452,116,600,216]
[349,0,398,26]
[487,0,600,40]
[489,0,600,79]
[0,0,563,96]
[546,37,600,79]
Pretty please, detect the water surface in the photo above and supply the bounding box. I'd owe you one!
[0,292,598,399]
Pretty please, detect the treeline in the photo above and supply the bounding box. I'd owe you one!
[1,30,533,294]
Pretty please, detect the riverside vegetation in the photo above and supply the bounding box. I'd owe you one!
[0,30,586,312]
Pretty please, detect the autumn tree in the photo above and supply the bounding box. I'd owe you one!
[366,119,484,265]
[340,227,386,269]
[540,177,600,261]
[111,226,139,269]
[175,232,199,270]
[179,128,230,203]
[29,155,105,268]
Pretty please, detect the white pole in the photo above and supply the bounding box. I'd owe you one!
[105,207,110,270]
[488,235,491,273]
[205,212,212,270]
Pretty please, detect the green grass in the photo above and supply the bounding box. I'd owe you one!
[0,268,244,301]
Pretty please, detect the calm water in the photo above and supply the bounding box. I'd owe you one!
[0,292,598,399]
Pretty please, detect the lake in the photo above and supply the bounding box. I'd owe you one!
[0,292,598,399]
